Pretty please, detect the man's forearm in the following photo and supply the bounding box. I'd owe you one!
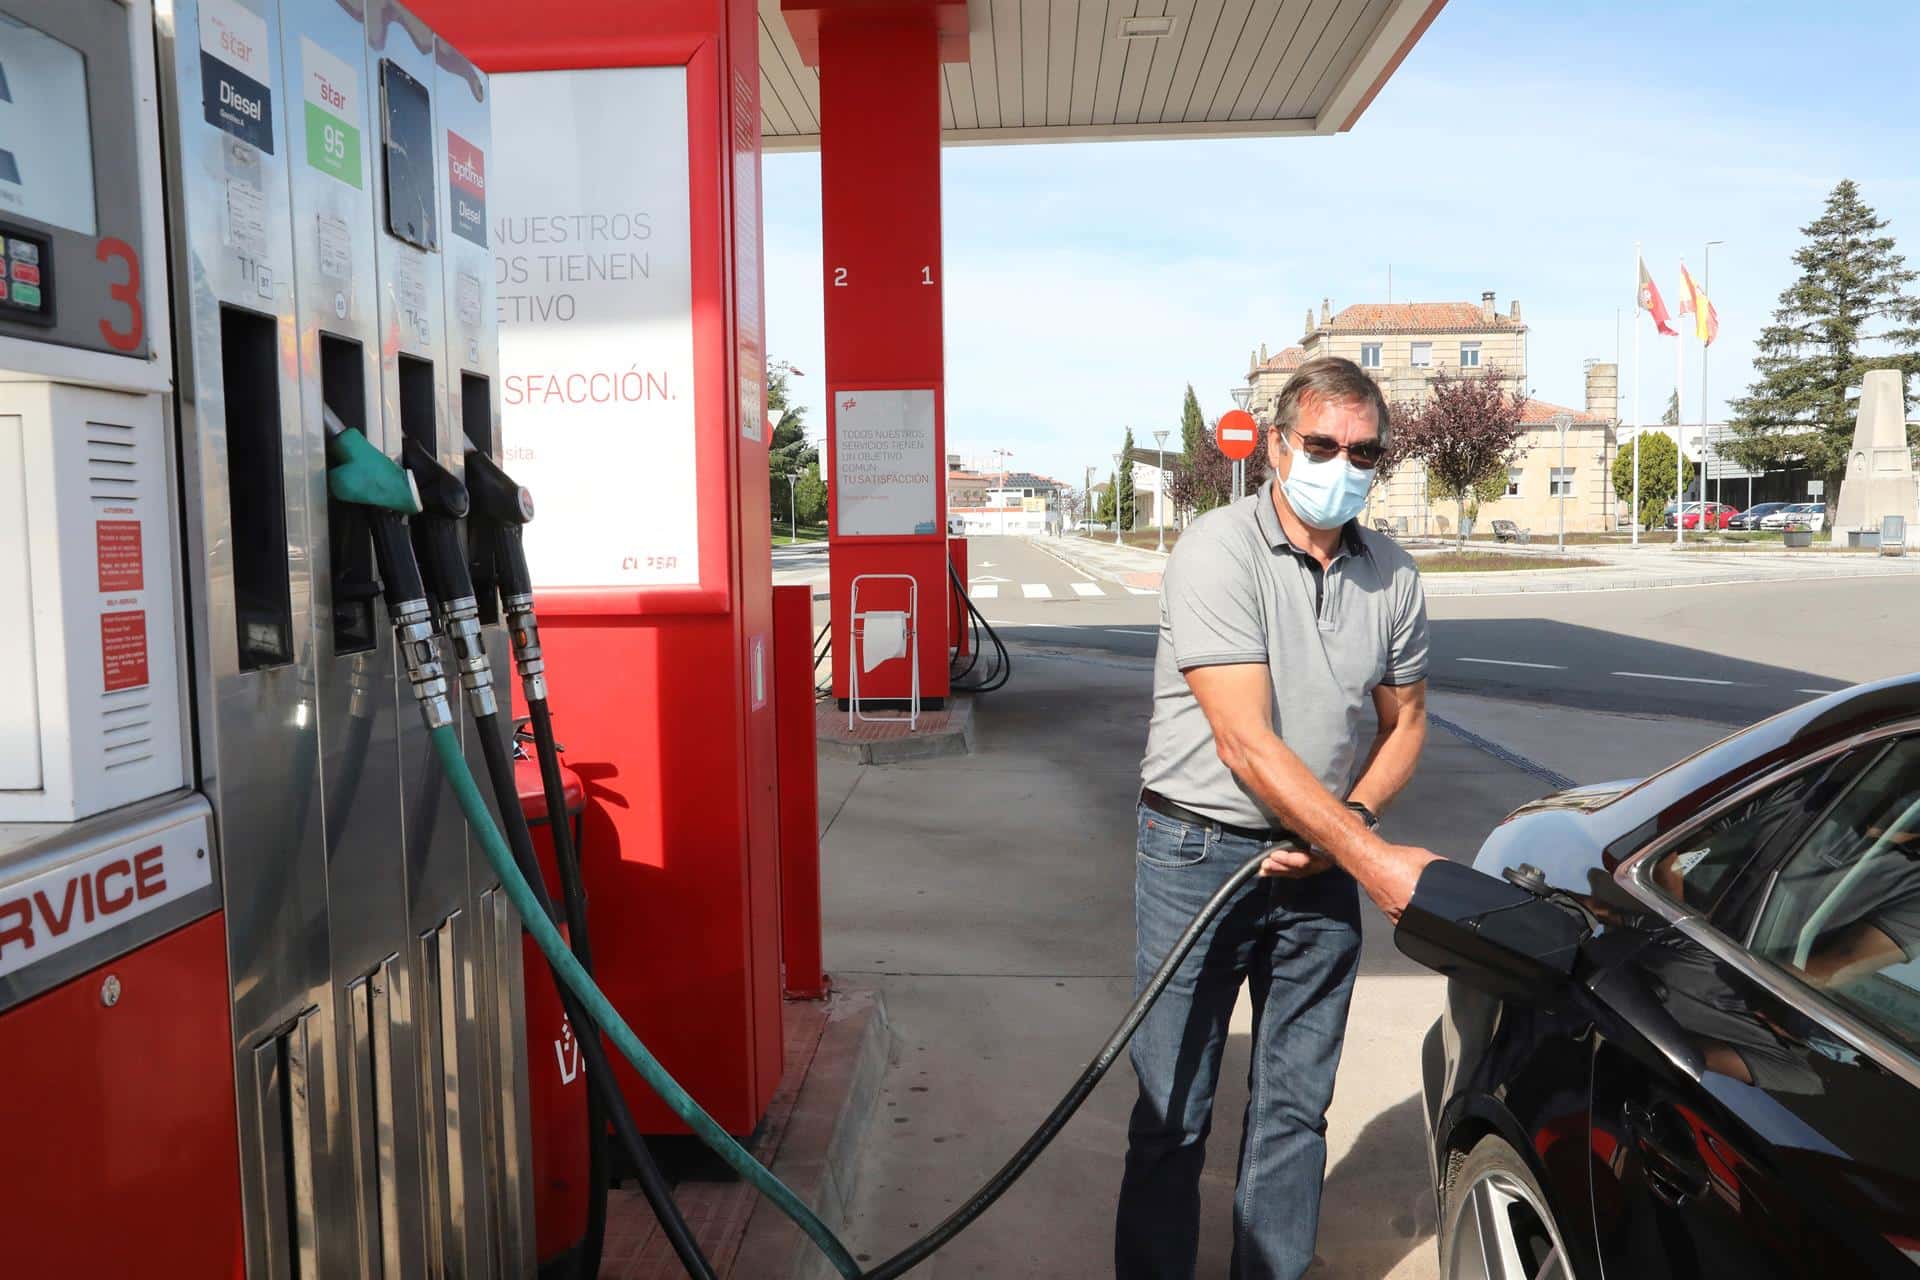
[1217,724,1394,876]
[1348,717,1426,815]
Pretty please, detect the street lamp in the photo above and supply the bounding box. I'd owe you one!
[1153,429,1170,553]
[1553,413,1573,553]
[992,447,1012,536]
[1112,451,1124,547]
[784,471,801,543]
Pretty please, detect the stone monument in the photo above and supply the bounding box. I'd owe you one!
[1832,369,1916,536]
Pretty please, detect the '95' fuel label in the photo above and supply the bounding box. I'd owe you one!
[301,37,362,188]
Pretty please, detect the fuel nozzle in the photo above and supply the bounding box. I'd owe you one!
[402,438,497,719]
[462,438,547,702]
[321,407,452,730]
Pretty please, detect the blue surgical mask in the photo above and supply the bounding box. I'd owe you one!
[1280,449,1374,530]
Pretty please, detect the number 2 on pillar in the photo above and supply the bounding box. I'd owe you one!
[834,267,848,287]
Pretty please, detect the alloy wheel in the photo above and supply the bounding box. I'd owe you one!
[1445,1169,1572,1280]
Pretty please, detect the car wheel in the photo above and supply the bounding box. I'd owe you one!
[1439,1135,1574,1280]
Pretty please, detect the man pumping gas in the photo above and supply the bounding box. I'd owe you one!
[1118,356,1440,1279]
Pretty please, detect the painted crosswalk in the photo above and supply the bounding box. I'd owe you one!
[970,583,999,599]
[1021,583,1052,599]
[1070,581,1103,597]
[964,577,1160,601]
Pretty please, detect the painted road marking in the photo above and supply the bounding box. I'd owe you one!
[971,574,1012,584]
[1457,657,1567,670]
[1126,586,1157,596]
[1612,671,1737,686]
[1798,687,1845,695]
[971,584,999,599]
[1110,629,1157,636]
[1070,582,1104,597]
[1022,583,1052,599]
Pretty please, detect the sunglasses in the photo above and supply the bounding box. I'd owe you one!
[1286,428,1385,470]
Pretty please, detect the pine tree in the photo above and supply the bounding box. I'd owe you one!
[1179,385,1206,462]
[1726,180,1920,498]
[1116,427,1137,531]
[1661,389,1678,427]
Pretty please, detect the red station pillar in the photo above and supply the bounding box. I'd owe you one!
[790,0,964,706]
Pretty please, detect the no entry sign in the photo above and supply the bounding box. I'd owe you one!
[1215,410,1258,461]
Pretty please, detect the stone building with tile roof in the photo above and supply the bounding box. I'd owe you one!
[1237,298,1624,534]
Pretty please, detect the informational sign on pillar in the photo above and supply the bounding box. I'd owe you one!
[832,388,938,536]
[492,66,701,589]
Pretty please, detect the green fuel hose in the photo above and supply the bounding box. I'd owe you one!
[426,723,868,1279]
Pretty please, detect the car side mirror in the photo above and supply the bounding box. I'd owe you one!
[1393,860,1589,1003]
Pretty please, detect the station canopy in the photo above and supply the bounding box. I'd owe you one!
[759,0,1445,150]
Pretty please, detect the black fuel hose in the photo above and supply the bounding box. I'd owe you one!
[855,850,1265,1278]
[522,696,609,1278]
[945,560,1010,694]
[473,709,718,1280]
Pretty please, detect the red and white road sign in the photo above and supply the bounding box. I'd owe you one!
[1215,410,1258,461]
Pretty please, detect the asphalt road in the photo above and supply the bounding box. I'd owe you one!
[940,536,1917,726]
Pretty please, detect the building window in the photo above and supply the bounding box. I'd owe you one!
[1360,343,1382,368]
[1459,342,1481,368]
[1550,467,1574,498]
[1410,342,1432,367]
[1506,468,1522,497]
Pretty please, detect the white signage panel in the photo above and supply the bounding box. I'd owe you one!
[492,67,699,588]
[834,389,938,537]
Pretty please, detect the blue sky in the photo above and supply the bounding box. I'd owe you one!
[762,0,1920,486]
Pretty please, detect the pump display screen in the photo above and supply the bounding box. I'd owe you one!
[0,14,99,236]
[380,60,436,251]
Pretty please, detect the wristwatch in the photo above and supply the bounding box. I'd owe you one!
[1346,801,1379,831]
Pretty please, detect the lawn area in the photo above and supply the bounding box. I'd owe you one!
[771,524,830,545]
[1074,529,1182,551]
[1417,551,1606,573]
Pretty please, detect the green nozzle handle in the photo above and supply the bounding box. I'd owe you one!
[323,407,422,516]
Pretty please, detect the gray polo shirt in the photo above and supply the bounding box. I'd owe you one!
[1140,480,1429,828]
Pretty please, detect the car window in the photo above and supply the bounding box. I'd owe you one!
[1643,761,1843,915]
[1749,737,1920,1054]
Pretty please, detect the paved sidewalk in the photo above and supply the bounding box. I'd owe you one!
[809,639,1725,1277]
[1045,531,1920,596]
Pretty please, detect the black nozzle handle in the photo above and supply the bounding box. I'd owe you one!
[464,445,534,527]
[462,443,538,602]
[368,509,427,610]
[402,438,477,606]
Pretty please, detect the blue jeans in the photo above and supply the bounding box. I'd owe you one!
[1115,803,1362,1280]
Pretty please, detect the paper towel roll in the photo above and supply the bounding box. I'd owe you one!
[861,611,909,672]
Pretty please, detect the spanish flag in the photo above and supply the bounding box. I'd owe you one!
[1678,262,1719,346]
[1638,257,1677,336]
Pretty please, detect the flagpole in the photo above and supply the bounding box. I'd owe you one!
[1701,241,1720,513]
[1675,264,1686,547]
[1632,241,1642,547]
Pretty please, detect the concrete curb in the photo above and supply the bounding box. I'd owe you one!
[729,988,894,1280]
[816,697,974,764]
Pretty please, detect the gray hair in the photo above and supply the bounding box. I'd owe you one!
[1271,356,1391,448]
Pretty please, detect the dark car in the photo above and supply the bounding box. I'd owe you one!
[1401,677,1920,1280]
[1728,501,1790,530]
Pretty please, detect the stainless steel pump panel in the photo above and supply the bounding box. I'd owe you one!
[437,34,535,1278]
[155,0,337,1273]
[368,4,497,1274]
[277,0,429,1274]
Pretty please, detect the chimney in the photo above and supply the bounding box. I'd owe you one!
[1304,308,1314,336]
[1510,299,1522,322]
[1481,290,1496,322]
[1320,298,1331,325]
[1585,361,1619,423]
[1259,342,1268,364]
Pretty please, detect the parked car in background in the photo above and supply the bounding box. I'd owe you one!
[1760,502,1827,532]
[1407,676,1920,1280]
[1662,501,1737,530]
[1727,501,1789,529]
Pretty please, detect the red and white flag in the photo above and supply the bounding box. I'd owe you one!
[1638,256,1677,336]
